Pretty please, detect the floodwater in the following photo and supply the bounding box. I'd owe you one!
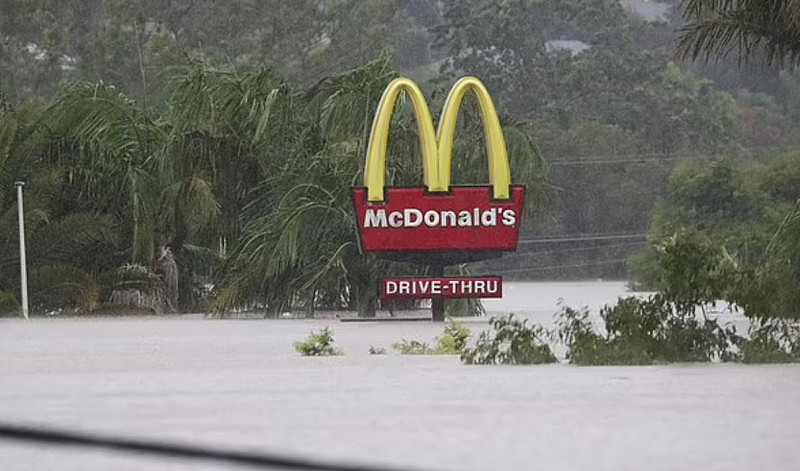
[0,282,798,471]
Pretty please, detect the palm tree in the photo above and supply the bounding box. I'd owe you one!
[5,53,545,318]
[677,0,800,66]
[0,104,120,315]
[46,81,166,265]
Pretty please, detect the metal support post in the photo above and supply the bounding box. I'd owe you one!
[430,264,445,322]
[15,182,28,319]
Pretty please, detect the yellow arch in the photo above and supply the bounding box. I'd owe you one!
[436,77,511,200]
[363,76,511,201]
[363,78,441,202]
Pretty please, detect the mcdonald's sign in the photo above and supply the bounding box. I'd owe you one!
[352,77,525,264]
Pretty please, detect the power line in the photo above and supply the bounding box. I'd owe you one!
[517,233,647,244]
[491,258,627,275]
[492,241,645,260]
[548,156,685,166]
[544,144,795,167]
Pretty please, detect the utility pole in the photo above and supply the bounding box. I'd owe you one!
[15,182,28,319]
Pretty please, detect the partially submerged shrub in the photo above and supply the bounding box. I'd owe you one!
[555,295,742,365]
[436,320,471,354]
[294,327,343,356]
[368,345,387,355]
[738,319,800,364]
[461,314,556,365]
[392,339,436,355]
[554,305,651,365]
[393,320,471,355]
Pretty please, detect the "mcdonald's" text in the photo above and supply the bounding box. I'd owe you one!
[364,207,517,229]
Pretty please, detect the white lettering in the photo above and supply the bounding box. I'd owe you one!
[440,211,457,227]
[457,210,472,227]
[431,280,442,295]
[481,209,497,226]
[474,280,486,294]
[460,280,473,295]
[418,280,430,293]
[364,209,387,228]
[424,210,440,227]
[487,280,499,294]
[404,209,423,227]
[366,207,517,229]
[502,209,516,227]
[385,281,398,295]
[388,211,403,228]
[399,281,410,295]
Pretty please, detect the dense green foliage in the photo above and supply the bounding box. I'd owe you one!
[461,314,557,365]
[570,227,800,364]
[294,327,343,356]
[631,157,800,320]
[556,296,740,365]
[0,54,543,317]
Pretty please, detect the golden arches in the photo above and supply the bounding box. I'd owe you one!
[436,77,511,200]
[363,78,440,202]
[363,76,511,202]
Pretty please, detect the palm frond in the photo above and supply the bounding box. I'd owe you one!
[28,264,100,313]
[28,212,120,265]
[677,0,800,66]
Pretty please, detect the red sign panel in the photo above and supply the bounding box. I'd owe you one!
[352,185,524,252]
[382,277,503,299]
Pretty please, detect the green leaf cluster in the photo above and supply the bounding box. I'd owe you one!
[294,327,343,356]
[392,320,472,355]
[557,295,741,365]
[461,314,556,365]
[631,156,800,321]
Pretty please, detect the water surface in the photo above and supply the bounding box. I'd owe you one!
[0,282,797,471]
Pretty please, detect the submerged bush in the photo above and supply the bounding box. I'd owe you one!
[555,295,742,365]
[554,305,651,365]
[436,320,471,354]
[738,319,800,364]
[461,314,556,365]
[393,320,471,355]
[392,339,437,355]
[368,345,387,355]
[294,327,343,356]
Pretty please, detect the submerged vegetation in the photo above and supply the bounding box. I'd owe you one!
[393,320,471,355]
[294,327,344,356]
[462,314,557,365]
[555,297,740,365]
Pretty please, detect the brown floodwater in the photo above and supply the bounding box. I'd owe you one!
[0,282,797,471]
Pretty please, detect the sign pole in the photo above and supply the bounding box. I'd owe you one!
[14,182,29,319]
[430,264,445,322]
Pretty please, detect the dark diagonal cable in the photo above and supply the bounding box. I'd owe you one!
[0,423,435,471]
